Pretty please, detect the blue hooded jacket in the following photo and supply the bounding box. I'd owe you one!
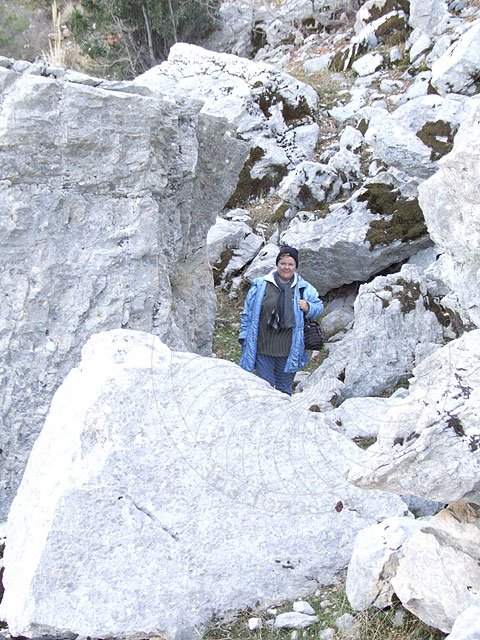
[239,271,323,373]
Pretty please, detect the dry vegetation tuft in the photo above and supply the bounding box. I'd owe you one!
[204,581,446,640]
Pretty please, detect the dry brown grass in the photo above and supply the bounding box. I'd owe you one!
[204,580,446,640]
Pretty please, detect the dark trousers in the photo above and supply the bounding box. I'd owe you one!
[255,354,295,395]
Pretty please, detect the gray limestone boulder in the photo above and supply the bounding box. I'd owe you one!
[206,216,263,284]
[365,94,473,178]
[296,263,447,407]
[391,504,480,632]
[408,0,449,34]
[0,329,408,639]
[346,516,422,610]
[446,606,480,640]
[273,171,431,295]
[346,504,480,632]
[0,66,248,520]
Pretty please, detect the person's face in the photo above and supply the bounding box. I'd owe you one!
[276,256,296,281]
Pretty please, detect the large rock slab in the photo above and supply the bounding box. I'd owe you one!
[446,605,480,640]
[295,263,447,407]
[418,96,480,327]
[346,516,424,610]
[0,66,248,520]
[0,329,408,640]
[408,0,449,35]
[391,504,480,632]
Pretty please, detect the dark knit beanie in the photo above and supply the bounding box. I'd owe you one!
[276,246,299,267]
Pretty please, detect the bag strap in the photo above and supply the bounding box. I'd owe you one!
[299,287,307,315]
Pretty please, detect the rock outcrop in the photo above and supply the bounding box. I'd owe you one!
[133,43,320,205]
[0,65,248,520]
[0,329,408,639]
[346,505,480,632]
[418,96,480,328]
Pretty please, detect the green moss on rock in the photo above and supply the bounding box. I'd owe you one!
[392,278,421,313]
[416,120,455,161]
[329,42,367,72]
[359,182,427,250]
[365,0,410,21]
[375,13,409,42]
[227,146,288,208]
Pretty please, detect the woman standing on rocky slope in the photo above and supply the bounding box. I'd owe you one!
[238,246,323,395]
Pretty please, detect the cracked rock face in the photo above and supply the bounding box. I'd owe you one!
[0,67,248,520]
[418,96,480,328]
[346,329,480,505]
[0,329,408,640]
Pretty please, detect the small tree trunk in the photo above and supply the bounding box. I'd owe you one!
[141,2,156,66]
[167,0,178,43]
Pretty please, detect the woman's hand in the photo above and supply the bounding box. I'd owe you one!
[299,299,309,313]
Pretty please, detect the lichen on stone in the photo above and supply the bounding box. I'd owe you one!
[359,182,427,249]
[226,146,288,207]
[364,0,410,22]
[416,120,456,161]
[447,415,465,437]
[424,294,475,337]
[390,278,421,314]
[374,13,409,43]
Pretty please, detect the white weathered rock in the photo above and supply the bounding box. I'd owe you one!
[201,0,257,58]
[207,216,264,283]
[409,32,432,62]
[248,617,263,631]
[391,505,480,632]
[431,21,480,96]
[418,96,480,327]
[352,52,384,76]
[275,0,349,28]
[277,160,355,212]
[303,55,332,74]
[273,612,319,629]
[264,18,297,49]
[0,67,248,521]
[365,94,472,178]
[320,293,355,340]
[339,126,364,152]
[347,505,480,632]
[207,217,252,265]
[275,184,431,295]
[329,86,371,124]
[0,329,408,640]
[446,606,480,640]
[354,0,409,34]
[324,392,409,440]
[408,0,449,34]
[346,516,422,611]
[293,600,316,615]
[335,612,356,633]
[297,264,446,406]
[395,71,431,105]
[346,330,480,504]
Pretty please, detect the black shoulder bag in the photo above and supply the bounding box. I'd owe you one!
[300,288,325,351]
